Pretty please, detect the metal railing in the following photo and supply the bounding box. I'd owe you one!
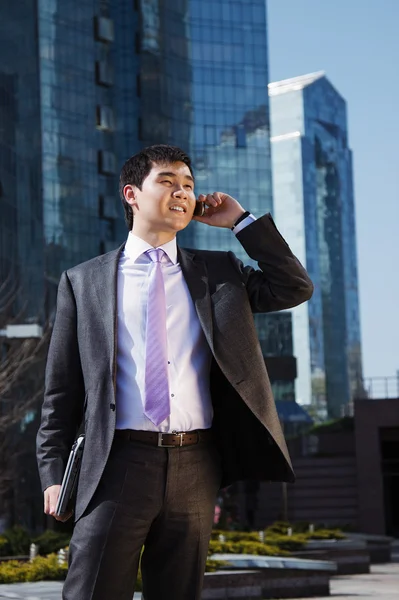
[355,376,399,400]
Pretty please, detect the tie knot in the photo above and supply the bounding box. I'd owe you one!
[147,248,165,264]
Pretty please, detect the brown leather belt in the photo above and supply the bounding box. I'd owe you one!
[114,428,213,448]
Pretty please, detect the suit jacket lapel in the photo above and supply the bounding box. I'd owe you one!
[178,247,214,352]
[93,244,125,392]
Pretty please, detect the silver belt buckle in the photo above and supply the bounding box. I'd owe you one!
[157,433,175,448]
[172,430,185,447]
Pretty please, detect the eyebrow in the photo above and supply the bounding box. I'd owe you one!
[157,171,195,183]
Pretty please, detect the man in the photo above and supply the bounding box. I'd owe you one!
[37,144,313,600]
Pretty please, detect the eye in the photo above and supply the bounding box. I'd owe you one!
[161,180,172,184]
[184,184,193,190]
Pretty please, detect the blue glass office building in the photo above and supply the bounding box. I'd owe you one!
[1,0,273,315]
[0,2,44,317]
[0,1,136,319]
[178,0,273,259]
[134,0,274,260]
[1,0,280,370]
[269,72,363,417]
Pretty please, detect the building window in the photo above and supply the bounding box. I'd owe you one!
[235,124,247,148]
[96,61,114,87]
[96,105,114,131]
[98,150,116,175]
[94,17,115,43]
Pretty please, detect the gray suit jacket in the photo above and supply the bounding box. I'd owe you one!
[37,214,313,521]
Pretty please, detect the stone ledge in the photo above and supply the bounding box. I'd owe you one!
[202,569,330,599]
[293,548,370,574]
[347,533,394,564]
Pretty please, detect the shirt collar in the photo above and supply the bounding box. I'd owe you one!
[124,232,178,265]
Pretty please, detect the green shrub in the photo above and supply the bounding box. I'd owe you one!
[208,539,288,557]
[308,529,345,540]
[211,523,346,555]
[265,521,291,535]
[0,554,67,584]
[264,532,308,551]
[0,560,27,584]
[0,554,228,587]
[206,559,227,572]
[33,531,71,556]
[0,535,10,557]
[2,526,30,556]
[211,530,260,542]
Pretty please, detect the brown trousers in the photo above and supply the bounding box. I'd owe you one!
[63,434,222,600]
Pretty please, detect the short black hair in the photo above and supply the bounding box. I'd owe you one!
[119,144,194,230]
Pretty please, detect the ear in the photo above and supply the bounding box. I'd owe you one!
[123,185,138,210]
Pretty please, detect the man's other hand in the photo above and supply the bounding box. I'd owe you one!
[44,484,73,522]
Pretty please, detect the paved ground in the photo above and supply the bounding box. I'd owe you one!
[0,584,141,599]
[0,562,398,599]
[295,562,399,600]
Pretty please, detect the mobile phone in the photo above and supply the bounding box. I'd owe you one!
[193,200,206,218]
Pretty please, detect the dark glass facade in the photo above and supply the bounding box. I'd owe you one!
[0,1,44,319]
[38,0,129,311]
[254,312,297,402]
[1,0,273,318]
[269,73,363,418]
[0,1,133,319]
[134,0,273,263]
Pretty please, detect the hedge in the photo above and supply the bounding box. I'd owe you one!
[209,539,289,556]
[0,554,224,586]
[0,522,345,584]
[0,554,67,584]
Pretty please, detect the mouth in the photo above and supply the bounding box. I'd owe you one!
[169,204,187,214]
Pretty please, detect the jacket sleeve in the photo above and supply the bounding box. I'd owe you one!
[36,271,85,491]
[233,213,314,313]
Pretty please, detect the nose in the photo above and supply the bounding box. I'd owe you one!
[172,186,187,199]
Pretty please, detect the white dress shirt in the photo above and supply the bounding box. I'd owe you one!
[115,213,256,433]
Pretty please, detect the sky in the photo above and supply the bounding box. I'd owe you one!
[267,0,399,380]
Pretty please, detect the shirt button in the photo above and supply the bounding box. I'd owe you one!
[168,361,171,365]
[171,394,175,398]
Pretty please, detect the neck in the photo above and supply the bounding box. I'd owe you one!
[131,224,176,248]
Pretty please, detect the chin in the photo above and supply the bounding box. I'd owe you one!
[166,218,190,231]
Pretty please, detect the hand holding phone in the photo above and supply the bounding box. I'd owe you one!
[192,192,246,228]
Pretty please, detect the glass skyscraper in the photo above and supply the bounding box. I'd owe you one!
[1,0,278,360]
[0,2,44,318]
[269,72,363,418]
[0,1,136,320]
[1,0,272,315]
[180,0,273,261]
[135,0,274,263]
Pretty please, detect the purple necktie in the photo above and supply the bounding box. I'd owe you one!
[144,248,170,426]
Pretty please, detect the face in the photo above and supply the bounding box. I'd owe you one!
[124,161,196,234]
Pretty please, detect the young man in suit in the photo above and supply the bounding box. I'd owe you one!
[37,144,313,600]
